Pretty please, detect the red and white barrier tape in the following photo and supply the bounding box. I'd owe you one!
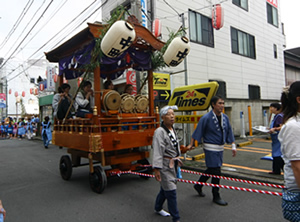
[140,165,285,189]
[111,170,282,197]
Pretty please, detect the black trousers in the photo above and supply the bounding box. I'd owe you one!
[198,167,221,194]
[273,156,284,174]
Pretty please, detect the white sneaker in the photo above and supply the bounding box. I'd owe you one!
[155,209,170,217]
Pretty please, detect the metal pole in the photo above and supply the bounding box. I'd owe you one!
[263,110,268,127]
[248,105,252,136]
[180,13,191,146]
[240,111,246,138]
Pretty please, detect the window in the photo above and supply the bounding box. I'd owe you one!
[232,0,248,10]
[248,85,260,99]
[209,80,226,98]
[231,27,256,59]
[267,3,278,27]
[30,78,35,84]
[273,44,277,59]
[189,9,214,47]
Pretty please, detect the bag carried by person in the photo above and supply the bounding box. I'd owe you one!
[282,189,300,221]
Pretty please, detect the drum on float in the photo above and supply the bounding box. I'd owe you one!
[102,90,121,111]
[135,94,149,113]
[120,93,135,113]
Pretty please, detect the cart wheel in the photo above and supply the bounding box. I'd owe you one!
[137,158,152,179]
[89,166,107,194]
[59,155,72,180]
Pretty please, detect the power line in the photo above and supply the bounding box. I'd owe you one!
[6,0,47,57]
[0,0,34,49]
[6,0,109,82]
[0,0,54,70]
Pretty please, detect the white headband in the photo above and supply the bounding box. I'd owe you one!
[160,105,178,117]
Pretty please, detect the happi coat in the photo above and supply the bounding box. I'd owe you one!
[192,110,234,150]
[152,126,181,191]
[41,121,52,141]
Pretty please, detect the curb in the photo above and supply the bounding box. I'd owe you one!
[237,140,253,147]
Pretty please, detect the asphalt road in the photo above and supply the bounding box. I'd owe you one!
[0,138,284,222]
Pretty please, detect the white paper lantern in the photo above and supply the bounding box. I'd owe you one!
[163,36,191,67]
[101,21,136,58]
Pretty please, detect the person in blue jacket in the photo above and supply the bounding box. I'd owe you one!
[26,117,34,140]
[6,121,14,139]
[18,118,26,140]
[268,103,284,175]
[41,116,52,149]
[187,95,236,206]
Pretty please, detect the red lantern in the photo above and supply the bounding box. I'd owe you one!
[212,4,224,30]
[22,91,25,97]
[39,84,45,91]
[9,89,12,94]
[63,77,68,84]
[30,88,33,94]
[152,18,162,37]
[77,77,83,87]
[53,74,58,83]
[34,88,38,95]
[14,92,18,97]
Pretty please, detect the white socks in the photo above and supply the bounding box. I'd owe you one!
[156,209,171,217]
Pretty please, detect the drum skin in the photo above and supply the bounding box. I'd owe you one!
[102,90,121,110]
[135,94,149,113]
[120,93,135,113]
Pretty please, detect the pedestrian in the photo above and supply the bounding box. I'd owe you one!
[17,118,26,140]
[0,122,6,138]
[268,102,284,175]
[76,81,94,118]
[52,83,75,120]
[41,116,52,149]
[187,95,236,206]
[278,81,300,221]
[6,121,13,139]
[13,122,18,139]
[0,200,6,222]
[152,105,184,222]
[26,117,34,140]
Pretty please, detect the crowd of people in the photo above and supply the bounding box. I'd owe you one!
[0,115,39,140]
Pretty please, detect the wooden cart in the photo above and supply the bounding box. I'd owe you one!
[45,16,165,193]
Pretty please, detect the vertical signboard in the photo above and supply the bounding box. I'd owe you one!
[141,0,147,28]
[126,68,137,95]
[0,93,6,108]
[46,66,56,92]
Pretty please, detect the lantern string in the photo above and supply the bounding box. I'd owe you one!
[158,0,228,20]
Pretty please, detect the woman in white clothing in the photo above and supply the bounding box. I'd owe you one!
[278,81,300,222]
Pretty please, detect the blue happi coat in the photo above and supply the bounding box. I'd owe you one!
[41,121,52,141]
[18,122,26,135]
[192,110,235,145]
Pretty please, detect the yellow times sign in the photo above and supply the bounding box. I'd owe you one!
[153,73,171,90]
[175,115,203,123]
[168,82,219,111]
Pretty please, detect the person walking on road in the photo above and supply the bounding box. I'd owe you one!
[17,118,25,140]
[268,103,284,175]
[278,81,300,222]
[26,117,34,140]
[187,95,236,206]
[0,200,6,222]
[41,116,52,149]
[152,105,182,222]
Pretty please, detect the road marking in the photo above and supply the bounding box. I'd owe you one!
[224,147,270,154]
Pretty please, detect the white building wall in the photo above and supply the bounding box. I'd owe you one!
[102,0,286,135]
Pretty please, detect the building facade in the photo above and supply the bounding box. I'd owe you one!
[102,0,285,135]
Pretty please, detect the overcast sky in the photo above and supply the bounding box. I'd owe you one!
[0,0,299,65]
